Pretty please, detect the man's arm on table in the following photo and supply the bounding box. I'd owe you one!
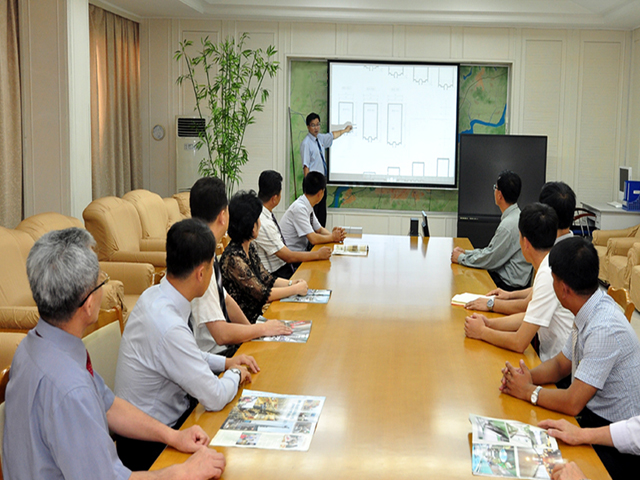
[454,226,512,270]
[499,354,597,416]
[307,226,346,245]
[465,288,533,314]
[275,244,332,263]
[465,312,540,354]
[107,397,226,480]
[207,319,291,345]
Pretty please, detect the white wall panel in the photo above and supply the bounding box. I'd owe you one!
[346,24,393,57]
[462,27,511,61]
[290,22,337,56]
[404,25,452,60]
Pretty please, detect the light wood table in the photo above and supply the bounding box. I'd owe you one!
[152,235,610,479]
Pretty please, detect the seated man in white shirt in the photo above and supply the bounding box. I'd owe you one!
[464,203,574,363]
[279,172,346,252]
[465,181,576,314]
[115,218,258,471]
[3,227,226,480]
[538,416,640,480]
[189,176,292,355]
[254,170,332,279]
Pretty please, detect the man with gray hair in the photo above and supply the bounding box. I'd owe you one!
[3,227,226,479]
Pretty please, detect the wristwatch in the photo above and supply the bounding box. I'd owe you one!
[530,385,543,405]
[288,280,293,286]
[487,297,495,311]
[228,368,242,381]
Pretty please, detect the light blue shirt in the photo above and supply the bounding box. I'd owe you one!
[458,203,532,288]
[301,132,333,175]
[280,194,322,252]
[3,319,131,480]
[115,278,239,426]
[562,289,640,422]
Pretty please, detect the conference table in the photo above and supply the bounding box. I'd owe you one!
[151,234,610,479]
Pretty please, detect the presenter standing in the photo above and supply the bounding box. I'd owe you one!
[301,112,352,227]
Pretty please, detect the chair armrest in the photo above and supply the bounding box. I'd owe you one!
[607,237,640,257]
[0,307,39,331]
[593,225,640,245]
[100,280,126,316]
[140,238,166,252]
[110,250,166,268]
[100,261,155,295]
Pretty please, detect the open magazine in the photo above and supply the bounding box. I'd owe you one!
[210,390,326,451]
[332,244,369,256]
[469,414,563,479]
[252,319,312,343]
[280,289,332,304]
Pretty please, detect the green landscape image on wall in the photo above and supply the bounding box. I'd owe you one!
[289,62,508,212]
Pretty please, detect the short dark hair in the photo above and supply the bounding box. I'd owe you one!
[303,172,326,196]
[258,170,283,203]
[306,113,320,126]
[227,190,263,243]
[496,170,522,204]
[518,203,558,250]
[190,177,228,224]
[166,219,216,279]
[549,237,599,296]
[539,182,576,230]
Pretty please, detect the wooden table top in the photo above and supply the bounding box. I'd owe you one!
[151,234,610,479]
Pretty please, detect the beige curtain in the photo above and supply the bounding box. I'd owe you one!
[0,0,22,228]
[89,5,142,199]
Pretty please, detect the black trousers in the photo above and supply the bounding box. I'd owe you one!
[313,186,327,227]
[488,270,529,292]
[272,262,295,280]
[115,397,197,471]
[577,407,640,480]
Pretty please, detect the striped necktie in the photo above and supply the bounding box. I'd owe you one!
[316,138,327,176]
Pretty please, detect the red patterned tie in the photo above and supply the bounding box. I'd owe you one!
[86,350,94,377]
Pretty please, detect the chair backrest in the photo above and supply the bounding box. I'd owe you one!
[83,196,144,261]
[123,190,170,240]
[173,192,191,218]
[0,366,8,476]
[82,307,123,391]
[0,227,35,308]
[163,197,185,226]
[0,333,26,374]
[15,212,83,242]
[607,286,635,322]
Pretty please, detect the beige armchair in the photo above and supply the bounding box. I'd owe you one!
[83,196,166,268]
[592,224,640,283]
[173,191,191,218]
[123,189,171,251]
[16,212,153,316]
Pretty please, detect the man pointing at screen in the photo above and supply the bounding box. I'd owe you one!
[301,112,352,227]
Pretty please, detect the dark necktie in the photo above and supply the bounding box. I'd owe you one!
[86,351,94,377]
[316,138,327,176]
[272,212,287,246]
[214,256,230,322]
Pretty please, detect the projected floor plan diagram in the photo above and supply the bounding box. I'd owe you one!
[329,62,459,187]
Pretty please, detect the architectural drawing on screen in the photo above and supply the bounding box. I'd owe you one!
[413,67,430,85]
[438,68,454,90]
[412,162,425,177]
[387,167,401,181]
[388,66,404,78]
[362,103,378,142]
[437,158,450,177]
[387,104,403,147]
[338,102,354,127]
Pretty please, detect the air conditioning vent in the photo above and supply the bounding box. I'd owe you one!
[177,117,206,137]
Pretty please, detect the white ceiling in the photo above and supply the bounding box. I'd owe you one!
[97,0,640,30]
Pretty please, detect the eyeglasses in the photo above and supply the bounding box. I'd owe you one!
[309,122,321,128]
[78,271,110,308]
[493,184,498,191]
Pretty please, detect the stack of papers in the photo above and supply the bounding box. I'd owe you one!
[469,414,563,479]
[280,289,332,304]
[451,293,492,306]
[210,390,326,451]
[332,244,369,256]
[252,320,312,343]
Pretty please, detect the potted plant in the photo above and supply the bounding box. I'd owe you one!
[175,33,279,197]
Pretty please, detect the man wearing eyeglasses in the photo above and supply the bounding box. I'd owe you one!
[301,112,352,226]
[451,170,532,291]
[3,228,226,479]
